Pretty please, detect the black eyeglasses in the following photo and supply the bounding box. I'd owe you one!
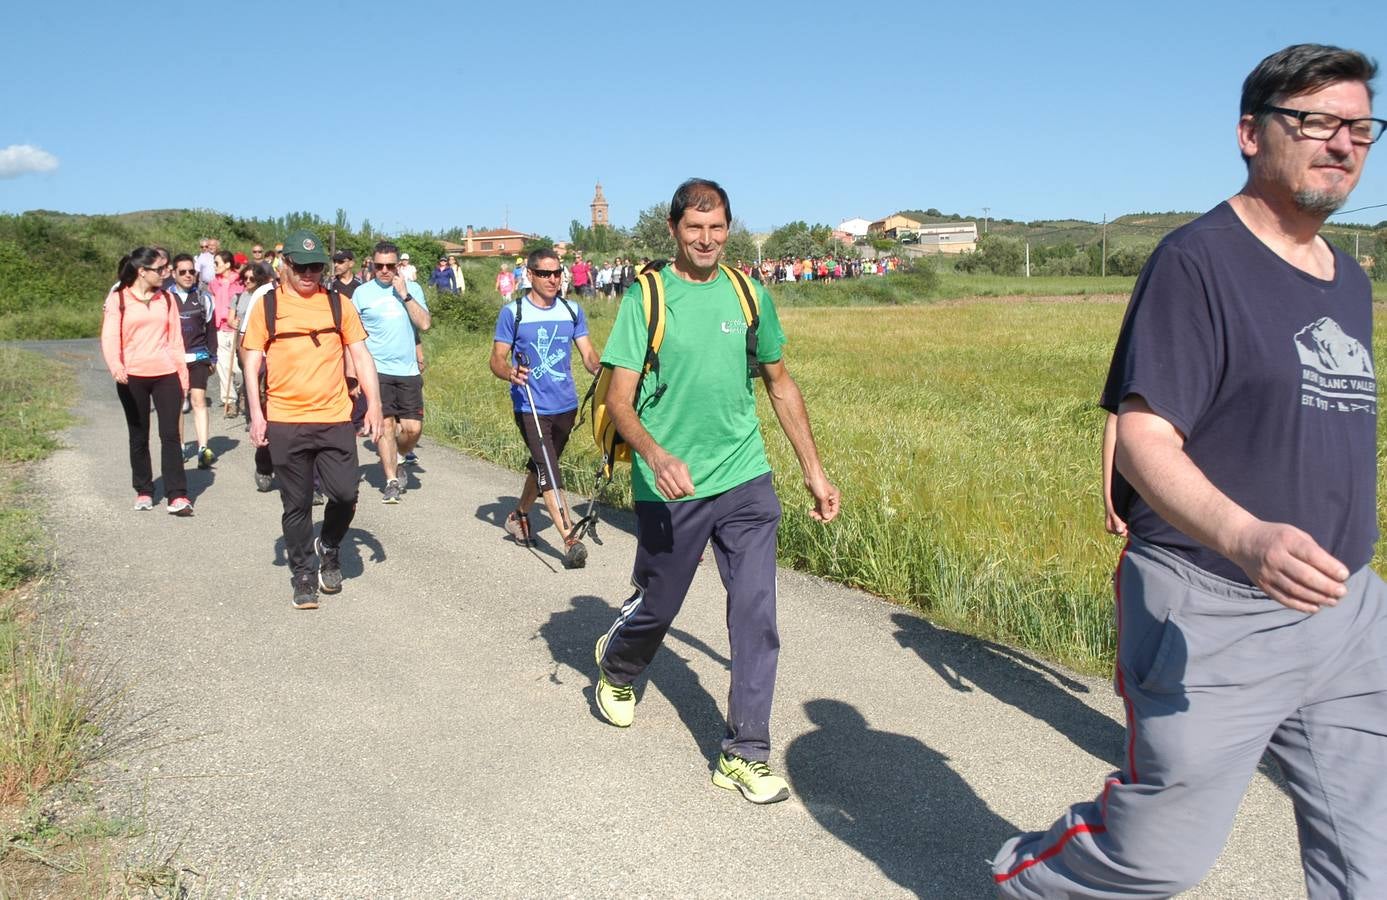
[288,261,325,274]
[174,268,197,276]
[1260,105,1386,145]
[529,268,563,278]
[374,261,398,270]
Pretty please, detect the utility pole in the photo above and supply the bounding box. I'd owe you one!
[1025,241,1030,278]
[982,207,990,233]
[1355,232,1361,260]
[1101,214,1108,278]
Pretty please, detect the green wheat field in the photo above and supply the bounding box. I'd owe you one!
[422,296,1387,674]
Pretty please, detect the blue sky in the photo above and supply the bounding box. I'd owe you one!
[3,0,1385,237]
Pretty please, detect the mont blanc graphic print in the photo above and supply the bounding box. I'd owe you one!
[1296,316,1376,416]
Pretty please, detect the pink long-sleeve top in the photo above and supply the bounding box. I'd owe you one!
[209,272,243,330]
[100,289,189,392]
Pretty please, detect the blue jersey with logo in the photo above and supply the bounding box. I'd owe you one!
[493,292,589,414]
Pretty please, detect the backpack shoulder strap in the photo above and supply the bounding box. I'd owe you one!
[557,295,579,326]
[261,289,278,351]
[638,269,666,373]
[328,288,342,335]
[719,263,759,327]
[719,263,761,375]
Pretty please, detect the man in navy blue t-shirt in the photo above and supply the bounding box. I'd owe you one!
[489,247,602,568]
[994,44,1387,898]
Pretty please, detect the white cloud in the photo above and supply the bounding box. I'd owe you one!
[0,144,59,179]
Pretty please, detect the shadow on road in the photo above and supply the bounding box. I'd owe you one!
[890,612,1123,767]
[890,611,1290,797]
[536,594,727,762]
[786,698,1014,898]
[272,527,386,576]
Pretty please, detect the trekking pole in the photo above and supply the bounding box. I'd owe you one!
[514,350,572,534]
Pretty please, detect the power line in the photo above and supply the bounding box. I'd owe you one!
[1329,202,1386,218]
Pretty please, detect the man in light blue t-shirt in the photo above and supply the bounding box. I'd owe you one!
[489,247,601,568]
[351,240,431,504]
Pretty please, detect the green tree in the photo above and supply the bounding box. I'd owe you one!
[724,218,759,265]
[955,233,1024,275]
[763,221,815,259]
[1105,244,1155,277]
[521,235,555,256]
[630,203,675,257]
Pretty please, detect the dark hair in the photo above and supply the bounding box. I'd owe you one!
[1240,44,1378,161]
[215,250,236,268]
[171,253,195,267]
[244,262,275,289]
[668,178,731,226]
[115,247,167,289]
[372,240,401,258]
[526,247,559,270]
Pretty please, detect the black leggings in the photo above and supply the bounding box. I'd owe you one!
[116,373,187,499]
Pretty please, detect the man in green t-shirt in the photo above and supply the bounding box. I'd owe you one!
[594,178,840,804]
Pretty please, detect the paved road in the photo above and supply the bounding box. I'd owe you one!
[32,340,1303,898]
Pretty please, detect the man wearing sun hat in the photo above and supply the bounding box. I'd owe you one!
[243,228,383,610]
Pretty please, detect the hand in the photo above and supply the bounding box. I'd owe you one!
[250,414,268,447]
[392,274,409,299]
[1104,508,1127,537]
[649,450,695,500]
[113,367,128,384]
[361,404,384,444]
[509,364,529,386]
[1227,520,1349,613]
[806,473,841,523]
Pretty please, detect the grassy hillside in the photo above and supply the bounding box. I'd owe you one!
[0,209,464,340]
[900,207,1382,254]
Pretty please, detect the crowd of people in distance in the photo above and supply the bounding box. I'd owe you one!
[750,255,903,283]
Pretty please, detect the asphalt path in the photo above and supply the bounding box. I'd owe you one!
[30,339,1304,898]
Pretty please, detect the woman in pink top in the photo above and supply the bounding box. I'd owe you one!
[208,250,244,417]
[100,247,193,515]
[496,263,516,301]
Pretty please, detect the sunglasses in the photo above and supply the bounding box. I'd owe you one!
[373,261,398,270]
[288,261,325,274]
[174,268,197,276]
[529,268,563,278]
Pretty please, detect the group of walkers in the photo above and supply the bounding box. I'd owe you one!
[95,42,1387,897]
[752,255,900,283]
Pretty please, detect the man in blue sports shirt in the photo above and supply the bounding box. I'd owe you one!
[350,240,431,504]
[490,247,602,568]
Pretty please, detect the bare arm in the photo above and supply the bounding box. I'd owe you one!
[1116,395,1347,612]
[490,340,528,385]
[760,359,840,522]
[574,335,602,376]
[244,349,268,447]
[1101,412,1126,536]
[346,341,384,443]
[607,366,695,500]
[393,275,431,331]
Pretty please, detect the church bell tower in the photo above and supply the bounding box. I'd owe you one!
[590,182,609,228]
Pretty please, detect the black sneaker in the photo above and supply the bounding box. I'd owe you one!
[315,536,342,594]
[382,480,402,504]
[291,576,319,610]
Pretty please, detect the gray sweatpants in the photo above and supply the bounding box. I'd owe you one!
[993,536,1387,899]
[598,472,781,761]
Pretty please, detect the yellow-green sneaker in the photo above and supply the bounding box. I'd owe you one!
[712,753,790,804]
[594,634,634,727]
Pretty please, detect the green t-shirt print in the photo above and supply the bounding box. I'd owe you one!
[600,267,787,503]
